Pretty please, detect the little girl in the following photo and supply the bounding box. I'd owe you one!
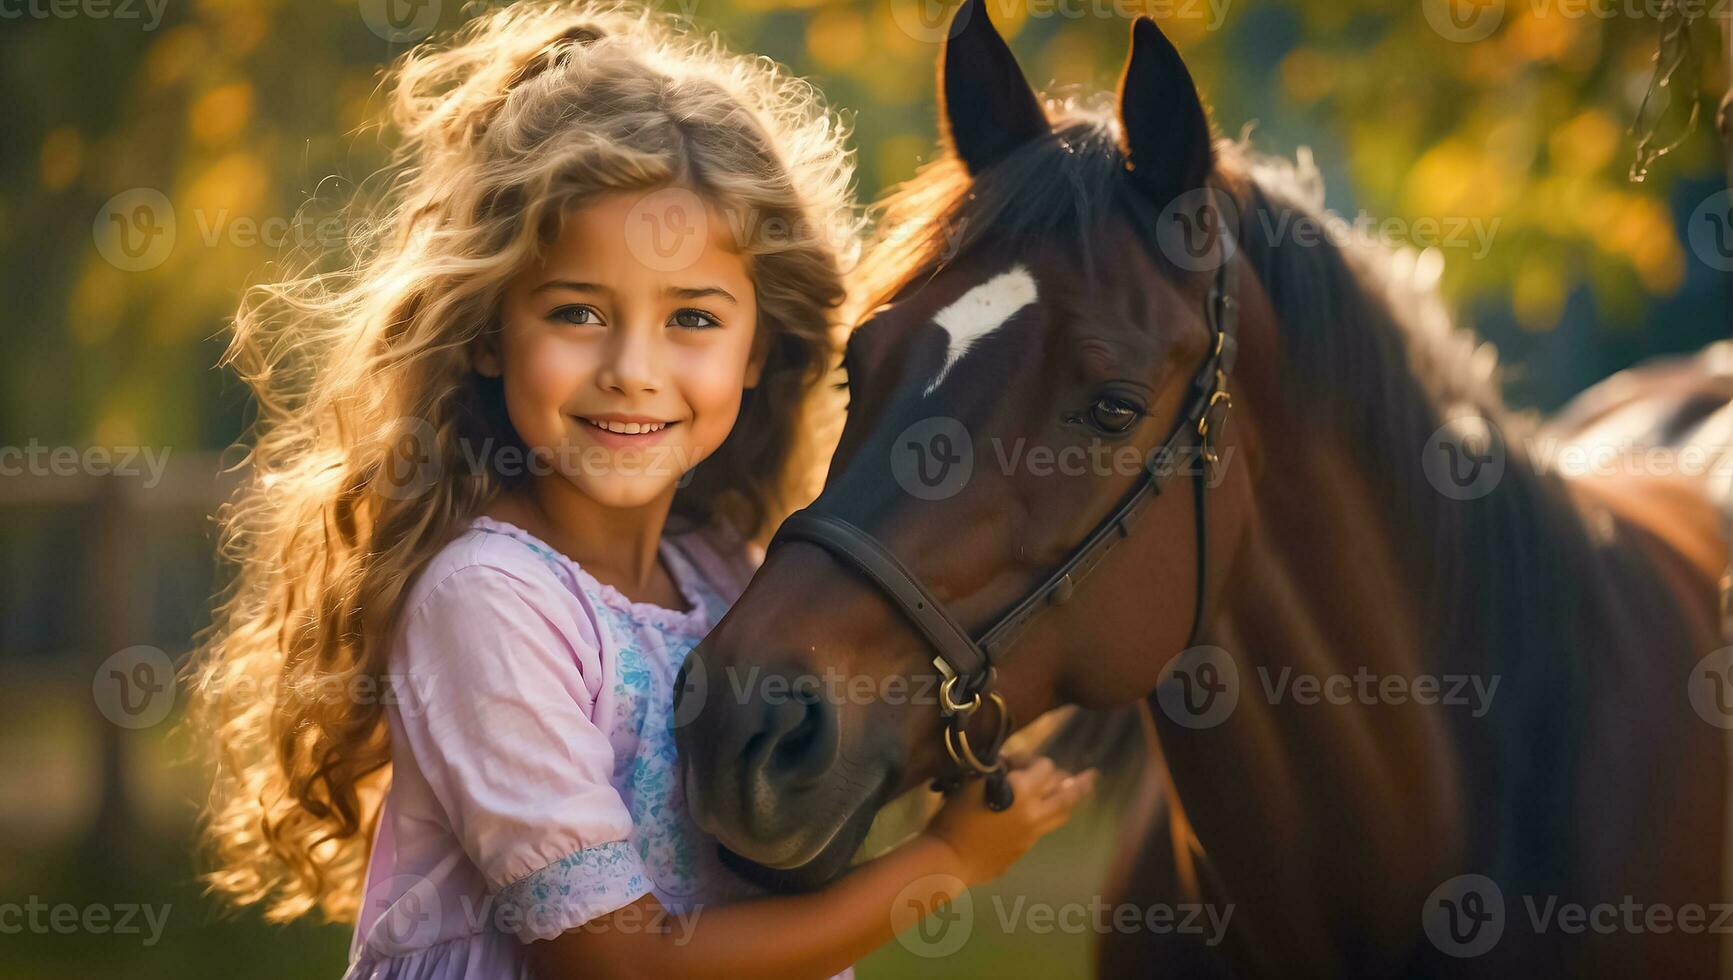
[191,4,1093,978]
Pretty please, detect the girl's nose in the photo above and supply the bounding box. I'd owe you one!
[596,322,663,395]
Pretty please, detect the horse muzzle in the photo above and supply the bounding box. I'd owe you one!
[675,617,904,887]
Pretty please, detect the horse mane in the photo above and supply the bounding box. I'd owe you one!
[857,101,1639,894]
[1235,152,1591,895]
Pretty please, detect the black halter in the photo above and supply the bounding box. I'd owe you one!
[768,234,1240,810]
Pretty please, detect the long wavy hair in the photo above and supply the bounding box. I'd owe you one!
[188,0,858,924]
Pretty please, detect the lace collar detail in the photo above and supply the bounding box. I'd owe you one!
[469,516,715,636]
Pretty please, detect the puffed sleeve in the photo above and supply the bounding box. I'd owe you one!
[391,561,652,942]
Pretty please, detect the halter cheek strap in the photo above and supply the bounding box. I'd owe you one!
[770,230,1240,809]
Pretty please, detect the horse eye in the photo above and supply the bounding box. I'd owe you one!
[1088,397,1143,433]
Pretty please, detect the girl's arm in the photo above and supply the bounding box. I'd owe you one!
[530,760,1096,980]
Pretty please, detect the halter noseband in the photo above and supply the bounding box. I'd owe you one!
[768,230,1240,810]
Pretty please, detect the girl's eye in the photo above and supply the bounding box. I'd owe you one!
[1088,396,1144,434]
[551,304,602,326]
[671,308,721,330]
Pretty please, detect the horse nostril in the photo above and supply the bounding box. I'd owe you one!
[772,688,823,773]
[751,668,839,789]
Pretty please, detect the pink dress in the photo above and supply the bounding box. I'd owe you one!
[343,516,851,979]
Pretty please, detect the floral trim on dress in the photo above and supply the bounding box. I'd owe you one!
[469,516,711,636]
[495,839,651,943]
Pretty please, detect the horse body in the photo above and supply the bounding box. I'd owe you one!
[1103,273,1730,977]
[675,3,1732,974]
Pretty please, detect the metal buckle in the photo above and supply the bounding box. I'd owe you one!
[938,671,982,721]
[1197,381,1232,465]
[943,690,1011,776]
[1197,388,1232,436]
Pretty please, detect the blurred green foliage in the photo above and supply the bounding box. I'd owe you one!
[0,0,1727,452]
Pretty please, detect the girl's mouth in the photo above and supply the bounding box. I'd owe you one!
[574,415,679,448]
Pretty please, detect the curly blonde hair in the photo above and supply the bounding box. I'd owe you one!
[188,0,858,924]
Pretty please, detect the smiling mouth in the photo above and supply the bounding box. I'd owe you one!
[576,416,677,435]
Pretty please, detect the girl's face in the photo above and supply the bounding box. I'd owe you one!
[483,189,763,511]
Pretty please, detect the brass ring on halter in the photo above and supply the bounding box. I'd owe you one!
[1197,389,1231,436]
[938,672,981,720]
[943,691,1011,775]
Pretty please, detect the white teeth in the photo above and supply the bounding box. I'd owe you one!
[584,418,668,434]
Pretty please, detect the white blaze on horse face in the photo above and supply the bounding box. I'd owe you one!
[923,265,1039,396]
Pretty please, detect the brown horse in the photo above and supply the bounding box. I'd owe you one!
[675,3,1733,975]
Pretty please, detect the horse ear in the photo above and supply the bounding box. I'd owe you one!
[940,0,1047,174]
[1117,17,1214,204]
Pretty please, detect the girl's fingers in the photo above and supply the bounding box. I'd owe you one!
[996,760,1097,822]
[1015,756,1056,782]
[1039,768,1078,794]
[1031,769,1098,818]
[1034,766,1091,799]
[1033,785,1091,830]
[1006,761,1053,794]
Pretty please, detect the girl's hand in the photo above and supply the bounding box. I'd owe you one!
[921,757,1098,887]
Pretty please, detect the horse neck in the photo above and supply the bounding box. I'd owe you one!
[1147,385,1472,963]
[1152,258,1718,960]
[1137,262,1539,960]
